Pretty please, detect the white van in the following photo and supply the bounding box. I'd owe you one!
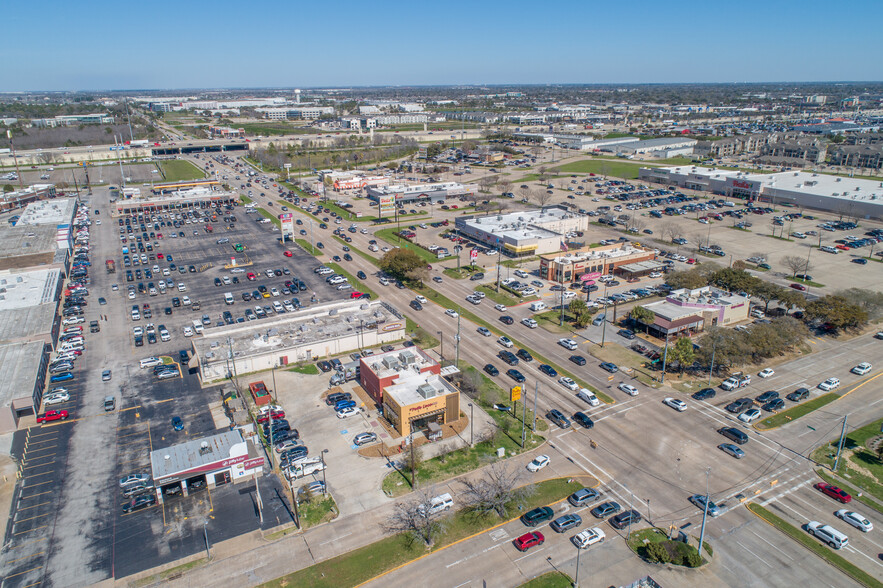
[140,357,163,369]
[577,388,601,406]
[807,521,848,549]
[192,319,204,334]
[224,292,234,305]
[421,493,454,515]
[529,301,547,312]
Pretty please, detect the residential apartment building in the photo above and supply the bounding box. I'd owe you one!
[828,144,883,169]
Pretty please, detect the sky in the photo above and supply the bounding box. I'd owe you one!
[3,0,883,91]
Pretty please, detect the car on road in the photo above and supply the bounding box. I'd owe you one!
[538,364,557,377]
[546,409,570,428]
[738,408,762,423]
[569,355,586,366]
[499,315,514,325]
[494,304,507,312]
[815,482,851,503]
[551,514,582,533]
[758,368,775,378]
[558,338,578,350]
[718,443,745,459]
[609,509,642,529]
[805,521,848,549]
[851,362,872,375]
[572,527,606,549]
[572,411,594,429]
[506,369,526,383]
[477,327,492,337]
[353,432,377,446]
[526,455,550,473]
[818,377,841,391]
[517,349,533,362]
[558,377,578,391]
[521,506,554,527]
[513,531,544,552]
[36,410,69,423]
[618,383,638,396]
[484,364,499,376]
[689,494,722,517]
[787,388,810,402]
[497,336,514,348]
[692,388,716,400]
[336,407,359,419]
[835,509,873,532]
[662,397,687,412]
[599,362,618,373]
[591,501,621,519]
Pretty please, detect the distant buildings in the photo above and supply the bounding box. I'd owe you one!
[366,181,473,206]
[0,184,57,212]
[208,126,245,139]
[31,114,115,127]
[828,144,883,170]
[260,106,335,120]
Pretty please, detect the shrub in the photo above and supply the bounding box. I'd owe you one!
[645,542,670,564]
[685,551,703,567]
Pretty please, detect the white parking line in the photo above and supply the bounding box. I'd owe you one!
[513,546,545,562]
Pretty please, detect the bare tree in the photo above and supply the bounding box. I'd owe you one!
[537,166,549,182]
[383,487,446,547]
[401,443,424,476]
[498,179,512,197]
[532,189,553,208]
[629,217,646,233]
[478,175,497,194]
[781,255,807,277]
[518,184,530,201]
[460,461,532,519]
[662,222,683,242]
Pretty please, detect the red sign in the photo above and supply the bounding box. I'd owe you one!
[172,453,250,479]
[278,213,293,220]
[470,249,479,259]
[732,180,752,189]
[581,272,602,281]
[243,457,266,470]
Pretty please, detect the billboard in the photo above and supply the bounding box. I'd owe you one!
[378,194,397,217]
[278,212,294,240]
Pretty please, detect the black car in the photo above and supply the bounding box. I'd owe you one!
[573,412,594,429]
[122,493,156,513]
[570,355,586,366]
[539,364,558,377]
[484,364,499,376]
[506,369,526,383]
[410,300,423,311]
[762,398,785,412]
[617,329,636,340]
[357,271,367,280]
[725,397,753,413]
[500,315,514,325]
[591,501,621,519]
[517,349,533,362]
[280,446,309,464]
[326,392,352,405]
[317,361,332,372]
[692,388,716,400]
[610,509,642,529]
[756,390,779,403]
[787,387,810,402]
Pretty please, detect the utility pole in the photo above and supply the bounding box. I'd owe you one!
[124,98,134,143]
[455,314,461,366]
[438,331,444,363]
[468,403,474,446]
[521,393,527,448]
[496,249,502,293]
[409,433,416,488]
[833,415,848,472]
[698,468,710,556]
[532,382,538,431]
[573,541,582,588]
[660,334,670,384]
[708,335,717,385]
[203,520,211,560]
[6,130,24,189]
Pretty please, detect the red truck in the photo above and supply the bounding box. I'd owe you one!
[105,259,115,274]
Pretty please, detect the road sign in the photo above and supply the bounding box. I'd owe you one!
[510,386,522,402]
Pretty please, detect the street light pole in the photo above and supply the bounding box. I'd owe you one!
[203,520,211,560]
[468,403,474,446]
[437,331,444,363]
[573,541,582,587]
[698,468,710,555]
[321,449,328,494]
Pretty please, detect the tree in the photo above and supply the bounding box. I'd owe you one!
[478,175,497,194]
[665,269,709,290]
[384,487,445,547]
[645,542,671,564]
[537,166,549,182]
[401,443,423,478]
[776,288,806,313]
[835,288,883,320]
[518,184,530,201]
[380,248,425,282]
[629,217,646,233]
[532,189,553,208]
[662,222,684,243]
[569,298,588,317]
[781,255,808,277]
[668,337,695,371]
[804,295,868,330]
[498,179,512,196]
[751,281,786,313]
[460,461,531,519]
[631,306,655,332]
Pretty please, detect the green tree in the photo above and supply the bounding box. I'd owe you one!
[751,281,786,313]
[380,248,425,282]
[804,295,868,330]
[668,337,696,371]
[631,306,655,332]
[645,542,671,563]
[569,298,587,317]
[665,269,709,290]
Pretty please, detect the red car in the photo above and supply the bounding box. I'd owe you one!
[256,410,285,424]
[790,283,807,291]
[37,410,69,423]
[247,272,257,281]
[815,482,851,503]
[283,251,293,257]
[513,531,544,552]
[350,291,363,299]
[157,253,164,259]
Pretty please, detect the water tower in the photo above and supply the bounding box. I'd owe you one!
[295,89,301,104]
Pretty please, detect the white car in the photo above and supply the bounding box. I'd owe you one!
[663,397,687,412]
[62,316,85,326]
[494,304,507,312]
[182,296,192,305]
[758,368,775,379]
[526,455,550,472]
[572,527,606,549]
[521,318,538,328]
[851,362,872,376]
[558,377,578,391]
[445,309,459,318]
[558,338,578,350]
[44,392,70,406]
[836,509,873,532]
[497,336,514,348]
[648,272,662,279]
[618,383,639,396]
[818,377,841,391]
[183,326,193,337]
[415,295,427,304]
[739,408,762,423]
[336,407,358,419]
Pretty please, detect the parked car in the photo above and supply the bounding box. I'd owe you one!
[513,531,544,552]
[521,506,554,527]
[527,455,550,472]
[609,509,642,529]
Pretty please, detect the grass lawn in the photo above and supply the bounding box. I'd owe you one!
[517,572,574,588]
[625,527,706,567]
[238,122,319,136]
[815,469,883,515]
[405,317,440,349]
[755,393,838,430]
[327,262,377,299]
[257,208,281,227]
[726,225,752,232]
[533,310,573,334]
[811,417,883,508]
[476,284,527,307]
[265,478,586,588]
[295,239,322,256]
[787,277,826,288]
[288,363,319,375]
[318,200,359,220]
[240,195,253,205]
[299,495,338,528]
[158,160,206,182]
[764,234,795,242]
[590,343,660,388]
[374,228,454,263]
[552,159,662,180]
[747,503,882,588]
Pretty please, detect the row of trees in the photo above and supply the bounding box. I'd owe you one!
[694,317,810,374]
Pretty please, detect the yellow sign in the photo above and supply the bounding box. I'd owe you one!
[510,386,522,402]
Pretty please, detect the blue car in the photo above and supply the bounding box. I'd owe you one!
[171,416,184,431]
[50,372,74,383]
[334,399,356,411]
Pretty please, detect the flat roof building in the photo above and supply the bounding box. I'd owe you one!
[192,300,406,383]
[638,286,750,338]
[0,340,50,433]
[456,207,589,257]
[539,243,657,281]
[16,198,77,227]
[366,182,473,206]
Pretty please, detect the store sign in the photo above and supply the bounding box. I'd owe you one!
[409,401,440,413]
[581,272,602,281]
[732,180,753,189]
[380,321,404,333]
[242,457,266,470]
[470,248,479,259]
[510,386,522,402]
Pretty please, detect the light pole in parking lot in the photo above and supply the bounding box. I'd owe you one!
[573,540,582,587]
[321,449,328,494]
[203,519,211,560]
[468,403,473,446]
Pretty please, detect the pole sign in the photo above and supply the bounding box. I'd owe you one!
[470,249,479,260]
[510,386,522,402]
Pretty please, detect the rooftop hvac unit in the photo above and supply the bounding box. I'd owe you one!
[417,383,435,399]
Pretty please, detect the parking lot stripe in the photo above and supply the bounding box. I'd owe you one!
[6,550,44,565]
[118,429,146,439]
[22,461,56,471]
[20,471,55,480]
[16,501,52,512]
[206,484,214,512]
[13,524,47,535]
[21,479,54,490]
[20,491,55,502]
[22,580,43,588]
[14,512,51,525]
[3,564,43,580]
[8,537,48,551]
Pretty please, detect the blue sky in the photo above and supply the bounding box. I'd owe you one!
[3,0,882,91]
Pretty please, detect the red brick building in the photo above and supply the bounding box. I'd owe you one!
[359,347,439,404]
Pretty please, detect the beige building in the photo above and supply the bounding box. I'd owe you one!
[538,243,657,282]
[637,286,750,337]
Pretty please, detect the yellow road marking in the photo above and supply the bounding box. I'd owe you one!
[16,501,51,511]
[3,565,43,580]
[14,524,47,536]
[6,551,44,565]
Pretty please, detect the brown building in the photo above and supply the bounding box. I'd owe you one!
[538,242,657,282]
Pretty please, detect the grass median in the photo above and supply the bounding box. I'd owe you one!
[257,207,281,227]
[295,239,322,256]
[518,572,574,588]
[374,228,455,264]
[787,277,826,288]
[811,418,883,510]
[755,393,838,430]
[815,469,883,515]
[288,363,319,375]
[240,195,253,205]
[262,477,588,588]
[746,502,883,588]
